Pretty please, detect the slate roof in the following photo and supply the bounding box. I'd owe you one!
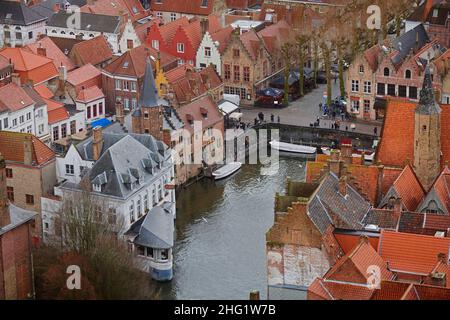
[307,173,372,234]
[30,0,87,20]
[416,66,441,115]
[391,24,429,65]
[47,10,121,34]
[0,203,36,236]
[126,202,174,249]
[0,0,47,25]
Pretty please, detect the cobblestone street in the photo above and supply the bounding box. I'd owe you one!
[240,82,382,137]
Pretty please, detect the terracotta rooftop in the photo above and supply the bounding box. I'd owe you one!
[210,25,233,54]
[158,17,190,44]
[372,281,450,300]
[76,86,104,103]
[0,83,34,112]
[43,97,69,124]
[81,0,149,22]
[104,44,177,78]
[0,131,55,166]
[378,230,450,275]
[165,64,194,84]
[177,95,223,134]
[67,63,101,86]
[25,36,76,71]
[150,0,215,16]
[70,35,113,67]
[0,47,58,84]
[393,165,426,211]
[308,278,374,300]
[34,83,54,99]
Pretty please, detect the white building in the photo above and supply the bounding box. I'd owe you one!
[0,1,47,48]
[44,126,176,280]
[49,103,85,143]
[0,83,50,142]
[118,18,141,53]
[46,9,122,54]
[196,26,232,76]
[75,86,106,125]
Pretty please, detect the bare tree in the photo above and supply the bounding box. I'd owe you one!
[281,42,294,106]
[34,188,159,300]
[321,41,333,107]
[296,34,310,97]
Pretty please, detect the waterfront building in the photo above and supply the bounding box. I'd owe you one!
[43,126,176,280]
[0,155,36,300]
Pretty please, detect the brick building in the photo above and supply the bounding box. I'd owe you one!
[0,132,57,240]
[150,0,227,23]
[0,154,36,300]
[102,44,178,113]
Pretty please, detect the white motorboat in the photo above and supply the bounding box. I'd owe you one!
[270,140,317,155]
[212,162,242,180]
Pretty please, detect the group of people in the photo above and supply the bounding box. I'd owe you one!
[254,112,280,126]
[320,100,348,121]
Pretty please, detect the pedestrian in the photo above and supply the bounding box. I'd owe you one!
[351,123,356,132]
[317,116,320,126]
[277,115,280,123]
[345,126,348,131]
[254,118,258,126]
[374,126,378,136]
[271,114,275,122]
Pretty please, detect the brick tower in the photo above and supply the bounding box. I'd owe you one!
[131,57,165,141]
[413,66,441,191]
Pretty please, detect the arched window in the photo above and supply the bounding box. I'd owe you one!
[61,31,66,34]
[384,67,390,76]
[405,69,411,79]
[69,32,75,35]
[51,29,57,33]
[15,26,21,30]
[89,34,94,38]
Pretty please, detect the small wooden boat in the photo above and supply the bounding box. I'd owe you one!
[212,162,242,180]
[270,140,316,155]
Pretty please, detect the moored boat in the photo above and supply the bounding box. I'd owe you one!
[270,140,316,155]
[212,162,242,180]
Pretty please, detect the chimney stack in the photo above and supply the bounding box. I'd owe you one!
[340,139,353,164]
[23,135,33,166]
[339,175,347,196]
[11,73,21,86]
[393,198,402,216]
[116,100,124,125]
[37,43,46,57]
[0,154,11,228]
[200,18,209,36]
[92,126,104,161]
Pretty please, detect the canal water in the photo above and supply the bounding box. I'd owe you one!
[157,156,306,300]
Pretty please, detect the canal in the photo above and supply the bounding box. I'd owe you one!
[157,156,306,300]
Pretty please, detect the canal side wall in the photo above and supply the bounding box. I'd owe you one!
[258,123,377,150]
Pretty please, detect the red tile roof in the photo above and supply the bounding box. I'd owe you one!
[0,83,34,112]
[372,281,450,300]
[67,64,101,86]
[429,166,450,213]
[159,17,190,44]
[165,64,194,83]
[0,131,55,166]
[376,98,450,168]
[424,213,450,233]
[177,95,223,134]
[392,165,426,211]
[376,98,417,167]
[380,167,403,197]
[378,230,450,275]
[210,25,233,54]
[76,86,104,103]
[70,35,113,67]
[370,281,412,300]
[104,44,177,78]
[34,83,54,99]
[25,36,75,71]
[0,47,58,84]
[81,0,149,22]
[151,0,215,15]
[308,278,374,300]
[42,98,69,124]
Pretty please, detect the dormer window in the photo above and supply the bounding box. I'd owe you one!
[93,184,101,192]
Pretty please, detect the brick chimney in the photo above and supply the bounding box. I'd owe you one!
[92,126,103,161]
[200,18,209,36]
[11,72,21,86]
[340,139,353,164]
[37,43,46,57]
[393,198,402,215]
[23,135,33,166]
[0,154,11,228]
[115,100,124,125]
[339,175,347,196]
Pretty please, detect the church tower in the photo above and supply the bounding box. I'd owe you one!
[131,57,165,141]
[414,66,441,191]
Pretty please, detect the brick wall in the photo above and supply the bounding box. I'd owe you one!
[0,223,33,300]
